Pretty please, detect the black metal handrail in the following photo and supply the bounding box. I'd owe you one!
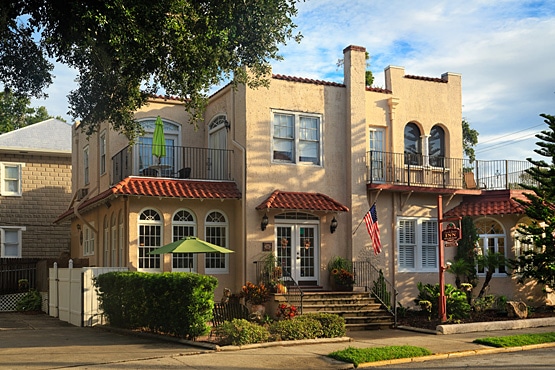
[254,260,304,314]
[112,144,234,184]
[367,150,537,190]
[353,260,397,326]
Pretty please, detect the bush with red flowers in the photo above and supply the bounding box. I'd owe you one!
[276,303,298,320]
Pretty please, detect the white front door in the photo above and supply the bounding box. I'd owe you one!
[276,225,319,282]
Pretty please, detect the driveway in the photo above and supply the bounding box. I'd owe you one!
[0,312,210,369]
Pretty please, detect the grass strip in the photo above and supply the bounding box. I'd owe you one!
[473,332,555,348]
[328,345,432,367]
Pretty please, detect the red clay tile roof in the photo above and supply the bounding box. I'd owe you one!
[366,86,392,93]
[256,190,349,212]
[444,190,531,218]
[55,177,241,223]
[404,75,447,83]
[272,74,345,87]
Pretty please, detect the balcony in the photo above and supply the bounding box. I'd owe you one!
[366,151,537,191]
[112,143,234,185]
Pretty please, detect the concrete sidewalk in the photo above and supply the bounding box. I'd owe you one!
[1,312,555,369]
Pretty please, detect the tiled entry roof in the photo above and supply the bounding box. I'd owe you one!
[256,190,349,212]
[55,177,241,223]
[443,189,531,217]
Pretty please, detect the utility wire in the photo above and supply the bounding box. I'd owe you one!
[476,132,538,154]
[475,123,544,146]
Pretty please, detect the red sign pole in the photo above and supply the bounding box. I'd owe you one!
[437,195,447,322]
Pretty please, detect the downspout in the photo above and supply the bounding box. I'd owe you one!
[231,88,247,285]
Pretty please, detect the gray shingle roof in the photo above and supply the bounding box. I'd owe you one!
[0,118,72,153]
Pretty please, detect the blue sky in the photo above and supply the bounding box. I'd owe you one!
[32,0,555,161]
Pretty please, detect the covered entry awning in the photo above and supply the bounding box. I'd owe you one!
[443,189,531,218]
[256,190,349,212]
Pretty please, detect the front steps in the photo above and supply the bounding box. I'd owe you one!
[280,290,395,331]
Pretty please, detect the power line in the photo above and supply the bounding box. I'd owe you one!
[476,131,538,154]
[476,123,544,146]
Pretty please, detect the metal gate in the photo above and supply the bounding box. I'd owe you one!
[49,263,127,327]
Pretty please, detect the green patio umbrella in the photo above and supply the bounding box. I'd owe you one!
[152,115,166,164]
[147,236,234,255]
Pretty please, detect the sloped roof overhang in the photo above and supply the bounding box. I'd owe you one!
[255,190,349,213]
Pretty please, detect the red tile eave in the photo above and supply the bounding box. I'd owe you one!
[367,183,482,195]
[54,178,241,223]
[256,190,349,212]
[443,189,533,218]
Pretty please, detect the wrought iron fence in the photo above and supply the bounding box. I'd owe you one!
[0,258,38,294]
[366,151,537,190]
[112,144,234,184]
[353,261,397,324]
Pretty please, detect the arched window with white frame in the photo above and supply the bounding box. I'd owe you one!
[138,208,162,272]
[204,210,229,274]
[172,209,197,272]
[475,218,507,276]
[118,210,125,267]
[111,212,117,267]
[103,216,110,266]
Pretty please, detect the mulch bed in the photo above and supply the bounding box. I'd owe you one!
[398,307,555,331]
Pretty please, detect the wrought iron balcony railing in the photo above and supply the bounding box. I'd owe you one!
[112,144,234,185]
[366,151,537,190]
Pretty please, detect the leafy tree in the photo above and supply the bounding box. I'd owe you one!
[0,91,55,133]
[511,113,555,287]
[1,1,302,140]
[463,118,479,163]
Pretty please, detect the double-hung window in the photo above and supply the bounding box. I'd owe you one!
[0,226,25,258]
[83,146,90,185]
[272,111,321,165]
[100,131,106,175]
[1,162,24,196]
[83,222,95,256]
[398,218,437,271]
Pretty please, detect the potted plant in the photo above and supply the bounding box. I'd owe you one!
[328,256,355,291]
[241,281,271,314]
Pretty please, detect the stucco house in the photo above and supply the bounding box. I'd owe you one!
[55,45,542,311]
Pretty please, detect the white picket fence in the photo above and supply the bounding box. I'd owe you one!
[49,262,127,327]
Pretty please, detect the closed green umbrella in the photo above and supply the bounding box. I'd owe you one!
[152,115,166,164]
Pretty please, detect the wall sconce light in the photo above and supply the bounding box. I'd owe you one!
[330,217,338,234]
[105,201,112,208]
[224,119,231,131]
[76,223,81,231]
[260,214,269,231]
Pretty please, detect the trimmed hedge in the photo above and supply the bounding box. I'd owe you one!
[216,319,271,345]
[95,271,217,339]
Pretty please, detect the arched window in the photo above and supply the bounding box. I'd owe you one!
[172,209,197,271]
[111,212,117,267]
[103,216,110,266]
[118,210,125,267]
[205,211,229,274]
[138,209,162,271]
[404,123,421,165]
[137,118,180,177]
[475,218,506,275]
[429,125,445,167]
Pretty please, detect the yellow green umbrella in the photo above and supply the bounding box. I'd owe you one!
[148,236,234,255]
[152,115,166,164]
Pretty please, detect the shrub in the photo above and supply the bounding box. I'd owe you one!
[302,313,346,338]
[415,282,471,320]
[270,315,323,340]
[16,289,42,312]
[216,319,270,346]
[241,281,270,305]
[94,271,217,339]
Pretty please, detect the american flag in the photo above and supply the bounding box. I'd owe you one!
[363,204,382,255]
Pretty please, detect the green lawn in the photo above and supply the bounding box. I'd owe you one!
[328,345,431,367]
[473,332,555,348]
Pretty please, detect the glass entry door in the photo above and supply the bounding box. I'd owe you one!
[276,225,318,282]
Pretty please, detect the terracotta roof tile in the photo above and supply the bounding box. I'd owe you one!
[404,74,447,83]
[256,190,349,212]
[444,190,531,218]
[272,74,345,87]
[366,86,392,94]
[55,178,241,223]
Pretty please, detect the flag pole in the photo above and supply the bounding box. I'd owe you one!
[352,202,376,235]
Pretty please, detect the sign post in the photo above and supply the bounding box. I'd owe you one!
[437,195,461,322]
